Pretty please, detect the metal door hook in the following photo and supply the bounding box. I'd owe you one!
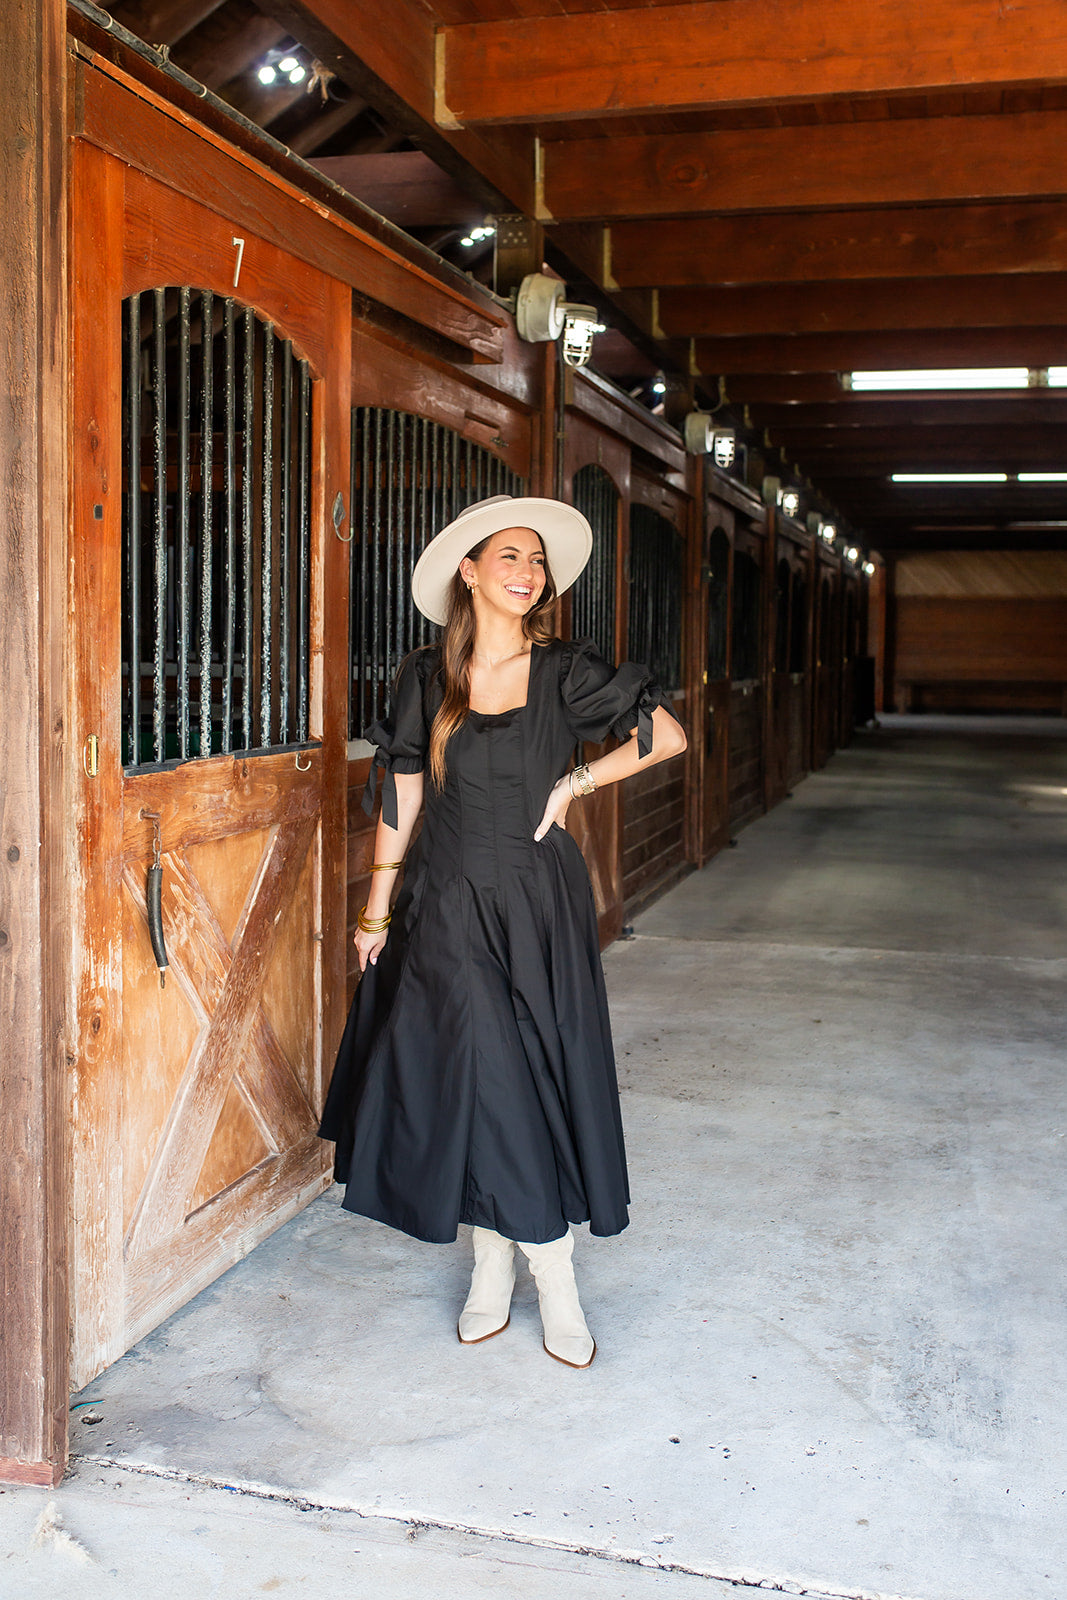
[295,750,312,771]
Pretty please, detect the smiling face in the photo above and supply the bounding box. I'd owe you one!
[460,526,547,618]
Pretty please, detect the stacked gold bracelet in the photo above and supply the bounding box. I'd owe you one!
[568,762,597,799]
[358,904,392,934]
[368,859,403,872]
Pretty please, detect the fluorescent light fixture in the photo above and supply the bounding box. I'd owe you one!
[891,472,1008,484]
[849,368,1030,392]
[1048,368,1067,387]
[1017,472,1067,482]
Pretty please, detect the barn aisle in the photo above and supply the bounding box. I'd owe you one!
[10,716,1067,1600]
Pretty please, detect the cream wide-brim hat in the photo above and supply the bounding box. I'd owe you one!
[411,495,594,627]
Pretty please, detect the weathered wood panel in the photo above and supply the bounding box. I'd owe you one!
[0,0,67,1488]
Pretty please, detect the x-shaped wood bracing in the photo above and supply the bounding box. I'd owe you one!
[122,813,319,1259]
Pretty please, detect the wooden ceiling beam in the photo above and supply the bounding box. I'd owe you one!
[608,203,1067,288]
[771,425,1067,456]
[109,0,226,50]
[659,276,1067,339]
[786,451,1067,476]
[438,0,1067,126]
[756,398,1067,432]
[696,327,1067,376]
[268,0,535,214]
[310,151,484,228]
[541,111,1067,223]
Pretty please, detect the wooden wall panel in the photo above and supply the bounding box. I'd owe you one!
[895,551,1067,599]
[894,597,1067,712]
[621,750,688,913]
[728,685,764,828]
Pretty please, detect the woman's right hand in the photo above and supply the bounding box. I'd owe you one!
[354,926,389,972]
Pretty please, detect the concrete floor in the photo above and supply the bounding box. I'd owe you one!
[4,714,1067,1600]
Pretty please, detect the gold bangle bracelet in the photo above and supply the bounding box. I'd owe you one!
[358,904,392,934]
[368,859,404,873]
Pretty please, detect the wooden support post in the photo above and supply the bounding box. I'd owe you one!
[0,0,69,1486]
[493,215,544,301]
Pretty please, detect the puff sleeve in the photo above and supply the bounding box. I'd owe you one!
[559,637,678,758]
[361,651,432,829]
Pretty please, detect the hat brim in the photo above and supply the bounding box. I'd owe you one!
[411,496,594,626]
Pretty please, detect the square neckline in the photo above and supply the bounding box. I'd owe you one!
[466,639,544,719]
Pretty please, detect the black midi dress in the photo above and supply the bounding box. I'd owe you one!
[318,636,677,1245]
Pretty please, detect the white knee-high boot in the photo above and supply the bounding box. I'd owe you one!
[518,1228,596,1369]
[458,1227,516,1344]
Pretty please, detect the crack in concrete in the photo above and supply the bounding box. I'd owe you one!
[69,1451,932,1600]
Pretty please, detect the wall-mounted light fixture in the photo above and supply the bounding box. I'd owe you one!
[780,488,801,520]
[862,561,876,577]
[515,274,606,369]
[845,546,859,563]
[687,413,737,466]
[821,522,838,544]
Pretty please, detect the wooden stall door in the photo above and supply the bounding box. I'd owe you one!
[702,515,733,859]
[70,148,350,1385]
[811,558,839,770]
[727,524,766,829]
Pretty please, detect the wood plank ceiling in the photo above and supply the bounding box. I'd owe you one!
[105,0,1067,555]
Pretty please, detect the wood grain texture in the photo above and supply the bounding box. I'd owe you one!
[80,61,507,361]
[0,0,67,1484]
[441,0,1067,124]
[661,275,1067,340]
[608,202,1067,288]
[894,597,1067,680]
[696,327,1067,377]
[122,813,317,1258]
[894,551,1067,599]
[69,143,128,1390]
[543,109,1067,221]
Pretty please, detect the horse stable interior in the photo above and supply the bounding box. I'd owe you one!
[4,0,1067,1490]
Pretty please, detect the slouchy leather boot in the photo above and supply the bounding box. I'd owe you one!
[458,1227,516,1344]
[518,1229,596,1369]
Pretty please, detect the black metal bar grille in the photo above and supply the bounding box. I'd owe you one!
[732,550,763,682]
[570,463,619,662]
[627,504,683,691]
[348,408,525,737]
[789,575,807,673]
[121,289,315,769]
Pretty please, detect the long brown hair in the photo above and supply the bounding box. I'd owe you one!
[428,531,557,788]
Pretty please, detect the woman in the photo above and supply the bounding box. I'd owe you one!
[319,494,687,1368]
